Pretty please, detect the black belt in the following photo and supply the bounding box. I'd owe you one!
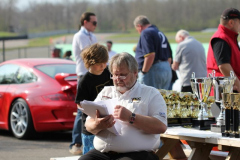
[107,151,119,155]
[153,60,161,64]
[106,151,155,155]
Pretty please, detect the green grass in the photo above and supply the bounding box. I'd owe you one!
[107,31,216,44]
[0,32,18,37]
[1,31,237,49]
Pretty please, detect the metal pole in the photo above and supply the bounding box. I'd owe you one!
[24,48,27,58]
[18,48,21,58]
[2,40,5,62]
[48,46,50,57]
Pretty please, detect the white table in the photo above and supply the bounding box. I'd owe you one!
[155,127,240,160]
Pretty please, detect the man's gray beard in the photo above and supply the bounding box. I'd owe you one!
[116,86,128,93]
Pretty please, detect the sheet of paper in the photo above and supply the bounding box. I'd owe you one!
[80,99,121,135]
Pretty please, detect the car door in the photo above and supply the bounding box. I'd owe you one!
[0,64,20,125]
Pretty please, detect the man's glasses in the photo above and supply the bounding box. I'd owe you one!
[90,21,97,26]
[110,73,130,80]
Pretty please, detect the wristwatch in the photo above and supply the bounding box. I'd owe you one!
[129,113,136,124]
[141,71,147,74]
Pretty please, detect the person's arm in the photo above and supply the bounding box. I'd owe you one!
[218,63,240,92]
[85,110,115,135]
[142,52,155,73]
[113,105,166,134]
[172,61,179,71]
[211,38,240,91]
[172,42,182,71]
[113,92,167,134]
[167,39,173,65]
[168,58,172,65]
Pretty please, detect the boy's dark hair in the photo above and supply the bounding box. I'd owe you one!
[79,12,96,29]
[106,40,113,45]
[63,50,72,58]
[81,43,109,69]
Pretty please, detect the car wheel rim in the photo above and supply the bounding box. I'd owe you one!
[11,102,28,137]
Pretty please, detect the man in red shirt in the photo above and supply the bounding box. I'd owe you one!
[207,8,240,92]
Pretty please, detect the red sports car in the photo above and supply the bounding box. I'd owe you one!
[0,58,78,139]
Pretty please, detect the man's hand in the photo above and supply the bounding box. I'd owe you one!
[77,104,82,109]
[94,110,115,129]
[113,105,132,122]
[85,110,115,135]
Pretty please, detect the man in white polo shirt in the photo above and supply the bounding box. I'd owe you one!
[79,52,167,160]
[69,12,98,155]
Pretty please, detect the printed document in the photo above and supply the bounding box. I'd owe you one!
[80,98,121,135]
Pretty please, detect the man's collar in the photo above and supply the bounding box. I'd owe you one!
[80,26,92,36]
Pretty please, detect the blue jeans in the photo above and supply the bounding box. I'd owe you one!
[138,61,172,89]
[69,109,82,149]
[168,81,174,90]
[82,133,95,155]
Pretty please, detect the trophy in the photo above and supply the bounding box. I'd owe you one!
[191,94,200,118]
[212,71,235,127]
[229,93,240,138]
[221,93,231,137]
[159,89,179,126]
[206,96,215,118]
[190,72,214,130]
[179,92,192,126]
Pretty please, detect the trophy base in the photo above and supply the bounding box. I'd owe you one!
[211,124,225,133]
[179,118,192,126]
[229,133,239,138]
[167,118,181,127]
[211,124,234,133]
[192,118,215,130]
[222,132,230,137]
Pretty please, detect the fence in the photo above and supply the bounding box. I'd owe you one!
[0,46,52,62]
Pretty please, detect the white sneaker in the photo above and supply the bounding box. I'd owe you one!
[69,144,82,155]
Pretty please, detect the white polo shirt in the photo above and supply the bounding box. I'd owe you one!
[72,26,97,76]
[93,82,167,153]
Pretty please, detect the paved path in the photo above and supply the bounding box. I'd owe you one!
[52,33,118,44]
[0,39,29,49]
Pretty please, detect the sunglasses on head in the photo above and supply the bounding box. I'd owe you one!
[91,21,97,26]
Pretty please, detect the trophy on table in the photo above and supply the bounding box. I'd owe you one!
[210,70,235,133]
[229,93,240,138]
[221,93,231,137]
[190,72,214,130]
[159,89,180,126]
[206,96,215,118]
[179,92,193,126]
[191,94,200,118]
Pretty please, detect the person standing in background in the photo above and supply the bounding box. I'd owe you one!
[133,15,172,89]
[51,48,61,58]
[69,12,98,155]
[106,40,117,62]
[172,30,207,93]
[63,50,72,60]
[207,8,240,93]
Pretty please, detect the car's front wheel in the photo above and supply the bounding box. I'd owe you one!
[9,98,34,139]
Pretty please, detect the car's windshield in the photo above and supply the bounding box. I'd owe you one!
[35,64,77,79]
